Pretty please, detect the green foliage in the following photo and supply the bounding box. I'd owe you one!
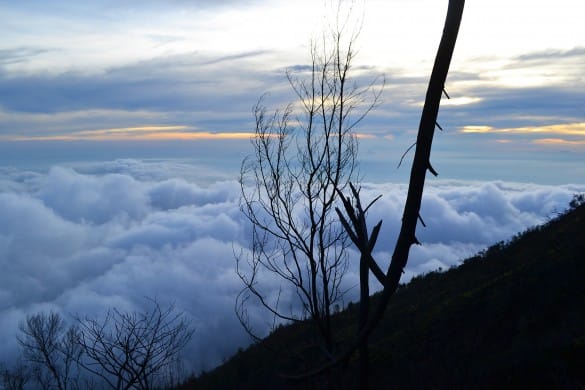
[179,202,585,389]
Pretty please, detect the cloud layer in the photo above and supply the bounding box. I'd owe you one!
[1,161,582,373]
[1,0,583,154]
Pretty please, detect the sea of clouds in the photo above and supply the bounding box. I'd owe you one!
[0,159,583,374]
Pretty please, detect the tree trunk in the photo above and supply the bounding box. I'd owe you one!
[354,0,465,382]
[358,253,370,389]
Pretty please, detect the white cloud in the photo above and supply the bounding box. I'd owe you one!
[349,180,581,279]
[0,161,582,374]
[39,167,150,224]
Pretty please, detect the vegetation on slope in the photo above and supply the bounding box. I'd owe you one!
[181,197,585,389]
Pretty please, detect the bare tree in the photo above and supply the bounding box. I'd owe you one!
[290,0,466,386]
[75,300,193,390]
[236,4,383,362]
[17,312,82,390]
[0,360,29,390]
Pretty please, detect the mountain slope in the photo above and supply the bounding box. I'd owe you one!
[181,200,585,389]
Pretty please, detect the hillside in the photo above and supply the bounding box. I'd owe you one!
[180,198,585,389]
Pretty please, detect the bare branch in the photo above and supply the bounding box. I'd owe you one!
[237,5,383,368]
[75,300,193,390]
[17,312,81,390]
[288,0,466,381]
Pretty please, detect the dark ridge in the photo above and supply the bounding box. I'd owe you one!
[180,200,585,389]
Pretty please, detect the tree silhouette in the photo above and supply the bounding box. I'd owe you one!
[292,0,466,386]
[17,312,82,390]
[11,300,193,390]
[75,300,193,390]
[0,359,29,390]
[236,3,383,371]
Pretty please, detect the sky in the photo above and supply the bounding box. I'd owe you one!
[0,0,584,379]
[0,0,583,182]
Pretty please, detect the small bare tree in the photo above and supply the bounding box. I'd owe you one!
[10,301,192,390]
[0,360,29,390]
[17,312,82,390]
[75,300,193,390]
[236,6,383,360]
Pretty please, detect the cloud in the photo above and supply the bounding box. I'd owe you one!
[456,122,585,151]
[0,164,250,371]
[356,180,576,255]
[0,47,52,65]
[0,52,270,114]
[0,167,583,373]
[0,50,286,141]
[459,125,493,133]
[1,37,583,175]
[455,46,585,88]
[440,96,483,106]
[0,162,583,376]
[460,122,585,136]
[3,126,259,142]
[515,47,585,62]
[446,85,584,128]
[38,167,150,224]
[0,0,583,165]
[533,138,585,146]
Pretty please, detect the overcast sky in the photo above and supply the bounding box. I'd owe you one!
[0,0,583,184]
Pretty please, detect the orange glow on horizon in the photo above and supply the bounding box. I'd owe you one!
[0,125,260,141]
[460,122,585,136]
[460,125,493,133]
[133,131,257,140]
[533,138,585,146]
[1,125,387,142]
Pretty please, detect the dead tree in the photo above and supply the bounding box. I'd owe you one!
[75,300,193,390]
[360,0,465,348]
[336,183,382,389]
[17,312,82,390]
[236,7,383,363]
[0,360,29,390]
[290,0,466,386]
